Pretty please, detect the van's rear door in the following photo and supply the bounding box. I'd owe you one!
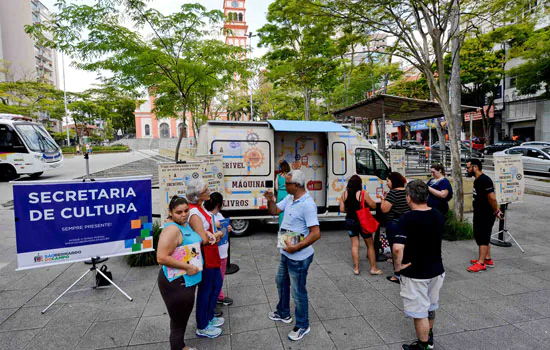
[208,123,274,217]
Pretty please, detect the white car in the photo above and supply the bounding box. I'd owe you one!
[494,146,550,174]
[521,141,550,148]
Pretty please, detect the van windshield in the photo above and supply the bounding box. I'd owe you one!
[15,124,59,153]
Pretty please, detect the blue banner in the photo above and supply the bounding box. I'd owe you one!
[13,177,153,270]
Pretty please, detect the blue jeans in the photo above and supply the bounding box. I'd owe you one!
[196,267,222,329]
[275,254,313,329]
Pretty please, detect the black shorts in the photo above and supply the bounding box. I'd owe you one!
[345,218,373,239]
[473,216,496,246]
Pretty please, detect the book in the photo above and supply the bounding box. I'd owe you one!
[165,242,203,279]
[218,218,230,245]
[277,231,304,249]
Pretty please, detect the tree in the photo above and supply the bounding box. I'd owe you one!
[0,80,65,120]
[386,75,431,100]
[258,0,343,120]
[27,1,247,161]
[507,24,550,96]
[310,0,526,220]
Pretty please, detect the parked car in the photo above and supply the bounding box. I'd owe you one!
[462,140,484,150]
[389,139,425,151]
[366,139,378,149]
[521,141,550,148]
[430,141,484,162]
[494,146,550,174]
[482,140,520,154]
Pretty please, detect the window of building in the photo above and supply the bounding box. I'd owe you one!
[238,13,243,21]
[144,124,150,136]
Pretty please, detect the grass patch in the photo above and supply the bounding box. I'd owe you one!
[125,221,161,267]
[443,210,474,241]
[61,145,130,153]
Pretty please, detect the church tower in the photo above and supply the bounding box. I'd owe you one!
[223,0,248,52]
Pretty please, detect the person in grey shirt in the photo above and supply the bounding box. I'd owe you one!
[263,170,321,341]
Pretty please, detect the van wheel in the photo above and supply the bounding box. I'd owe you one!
[0,164,19,182]
[230,219,250,237]
[29,172,43,179]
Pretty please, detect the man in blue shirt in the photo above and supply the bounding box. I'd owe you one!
[264,169,321,341]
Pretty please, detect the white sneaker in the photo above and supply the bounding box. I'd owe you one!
[268,311,293,324]
[288,326,310,341]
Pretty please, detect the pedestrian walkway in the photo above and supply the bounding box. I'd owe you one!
[0,194,549,349]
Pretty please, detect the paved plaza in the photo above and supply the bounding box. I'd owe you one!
[1,154,550,349]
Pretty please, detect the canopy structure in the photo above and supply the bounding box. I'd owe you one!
[332,94,478,122]
[268,120,348,133]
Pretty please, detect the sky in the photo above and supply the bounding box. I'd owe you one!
[40,0,273,92]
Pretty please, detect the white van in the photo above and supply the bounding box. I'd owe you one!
[196,120,390,235]
[0,114,63,181]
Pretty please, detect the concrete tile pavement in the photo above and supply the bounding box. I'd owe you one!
[0,194,550,349]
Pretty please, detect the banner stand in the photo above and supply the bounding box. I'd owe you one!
[490,204,524,253]
[41,256,133,314]
[225,233,240,275]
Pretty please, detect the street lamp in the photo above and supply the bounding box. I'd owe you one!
[248,32,258,121]
[61,53,70,146]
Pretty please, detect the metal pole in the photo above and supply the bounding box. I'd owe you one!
[248,32,254,121]
[62,53,70,146]
[429,120,432,165]
[470,113,473,155]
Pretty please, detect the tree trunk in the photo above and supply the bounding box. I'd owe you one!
[174,105,187,162]
[435,119,446,165]
[303,87,311,120]
[448,0,464,221]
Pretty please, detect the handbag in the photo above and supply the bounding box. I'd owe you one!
[96,265,113,287]
[356,190,380,234]
[191,204,222,269]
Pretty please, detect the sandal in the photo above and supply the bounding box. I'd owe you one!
[370,269,383,275]
[353,269,360,275]
[387,276,400,284]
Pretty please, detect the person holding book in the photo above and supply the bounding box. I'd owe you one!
[275,161,290,228]
[157,195,203,350]
[340,174,382,276]
[264,169,321,341]
[204,192,234,307]
[186,179,226,339]
[377,172,410,284]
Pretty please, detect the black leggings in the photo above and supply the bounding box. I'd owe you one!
[158,269,196,350]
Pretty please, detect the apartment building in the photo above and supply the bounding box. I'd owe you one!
[0,0,59,87]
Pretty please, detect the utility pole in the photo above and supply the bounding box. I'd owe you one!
[62,53,70,146]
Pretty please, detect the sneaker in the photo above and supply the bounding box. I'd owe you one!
[196,325,222,338]
[214,305,223,318]
[402,340,430,350]
[268,311,292,324]
[217,297,233,306]
[470,258,495,268]
[208,317,225,327]
[288,326,310,341]
[428,329,434,350]
[467,261,487,273]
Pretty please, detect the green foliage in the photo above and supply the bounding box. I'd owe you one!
[258,0,344,120]
[386,76,431,100]
[61,144,129,153]
[443,210,474,241]
[508,24,550,96]
[27,1,249,149]
[125,221,161,267]
[0,80,65,120]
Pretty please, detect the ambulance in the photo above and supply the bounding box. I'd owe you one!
[0,114,63,181]
[196,120,390,236]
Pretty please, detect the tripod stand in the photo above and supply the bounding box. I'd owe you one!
[490,203,524,253]
[41,257,133,314]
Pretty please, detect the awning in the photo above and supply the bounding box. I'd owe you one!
[268,120,349,133]
[333,94,478,122]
